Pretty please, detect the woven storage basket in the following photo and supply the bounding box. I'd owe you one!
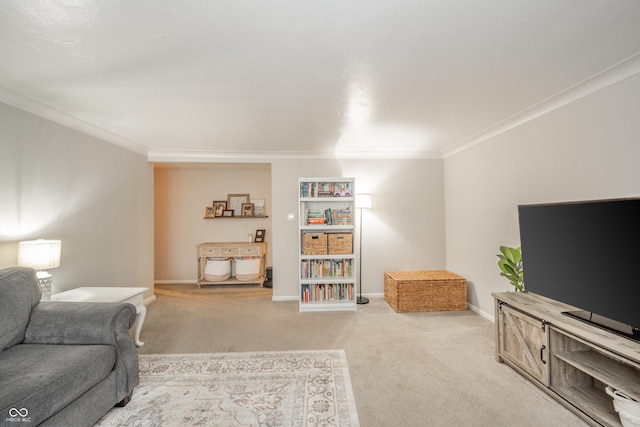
[384,270,467,312]
[328,233,353,254]
[303,233,328,255]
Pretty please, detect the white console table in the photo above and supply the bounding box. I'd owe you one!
[52,287,148,348]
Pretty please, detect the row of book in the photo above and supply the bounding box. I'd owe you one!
[300,182,352,198]
[301,283,354,303]
[301,259,353,279]
[307,208,352,225]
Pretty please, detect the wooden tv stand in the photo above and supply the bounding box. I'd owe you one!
[493,291,640,426]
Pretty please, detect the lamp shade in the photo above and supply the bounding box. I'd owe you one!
[18,239,62,270]
[355,193,372,209]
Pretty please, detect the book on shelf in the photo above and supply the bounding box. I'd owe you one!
[301,259,353,279]
[300,182,353,198]
[301,283,354,303]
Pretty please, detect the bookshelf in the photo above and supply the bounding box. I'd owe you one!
[299,178,357,312]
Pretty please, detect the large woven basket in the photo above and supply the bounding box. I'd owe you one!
[384,270,467,312]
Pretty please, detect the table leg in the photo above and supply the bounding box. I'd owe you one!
[134,303,146,347]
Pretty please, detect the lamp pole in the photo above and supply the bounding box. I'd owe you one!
[357,204,369,304]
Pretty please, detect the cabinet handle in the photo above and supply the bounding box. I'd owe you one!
[540,345,547,364]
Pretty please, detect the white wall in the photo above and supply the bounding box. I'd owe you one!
[154,163,272,281]
[271,158,446,300]
[0,102,155,296]
[444,72,640,320]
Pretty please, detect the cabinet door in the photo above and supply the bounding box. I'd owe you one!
[498,303,550,385]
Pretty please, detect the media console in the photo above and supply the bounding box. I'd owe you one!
[494,291,640,426]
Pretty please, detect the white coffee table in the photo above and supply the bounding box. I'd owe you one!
[52,287,148,347]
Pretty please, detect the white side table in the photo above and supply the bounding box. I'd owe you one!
[52,287,149,347]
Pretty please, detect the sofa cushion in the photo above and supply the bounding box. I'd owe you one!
[0,344,115,426]
[0,267,42,352]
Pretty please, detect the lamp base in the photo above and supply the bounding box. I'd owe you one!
[357,296,369,305]
[36,271,52,301]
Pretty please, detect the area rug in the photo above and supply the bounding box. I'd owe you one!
[96,350,360,427]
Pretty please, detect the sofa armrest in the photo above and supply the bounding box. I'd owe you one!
[24,301,135,345]
[24,301,140,402]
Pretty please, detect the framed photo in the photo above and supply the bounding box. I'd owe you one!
[222,210,234,217]
[255,229,265,242]
[204,206,216,218]
[242,203,255,217]
[253,199,266,217]
[227,194,250,217]
[213,201,227,217]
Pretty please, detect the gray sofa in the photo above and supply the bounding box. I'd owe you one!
[0,266,139,426]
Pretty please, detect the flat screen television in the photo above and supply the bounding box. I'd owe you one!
[518,197,640,342]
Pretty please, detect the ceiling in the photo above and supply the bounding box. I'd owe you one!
[2,1,640,161]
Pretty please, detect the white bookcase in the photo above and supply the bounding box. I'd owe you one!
[298,177,357,312]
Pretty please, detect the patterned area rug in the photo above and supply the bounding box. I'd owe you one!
[96,350,360,427]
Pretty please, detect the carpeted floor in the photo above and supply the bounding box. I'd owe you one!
[128,284,590,426]
[97,350,359,427]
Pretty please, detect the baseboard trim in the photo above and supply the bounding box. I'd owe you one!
[155,279,198,285]
[468,302,494,323]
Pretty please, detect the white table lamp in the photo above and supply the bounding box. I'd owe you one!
[18,239,62,300]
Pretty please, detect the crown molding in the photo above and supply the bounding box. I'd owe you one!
[147,149,443,163]
[0,86,149,156]
[443,52,640,158]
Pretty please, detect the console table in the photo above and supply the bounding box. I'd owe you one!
[52,287,148,348]
[494,291,640,426]
[196,241,267,287]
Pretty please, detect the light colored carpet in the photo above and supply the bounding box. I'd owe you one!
[96,350,359,427]
[131,284,591,426]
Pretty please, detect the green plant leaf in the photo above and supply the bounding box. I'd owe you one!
[497,246,525,292]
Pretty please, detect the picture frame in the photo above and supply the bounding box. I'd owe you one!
[213,201,227,217]
[222,210,234,217]
[254,229,265,242]
[227,194,250,217]
[204,206,216,218]
[252,198,266,217]
[242,203,255,217]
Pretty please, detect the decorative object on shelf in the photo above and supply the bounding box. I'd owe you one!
[17,239,62,300]
[355,194,371,305]
[227,194,250,217]
[497,246,525,292]
[204,206,216,218]
[255,229,265,242]
[253,199,266,217]
[242,203,254,217]
[213,201,227,217]
[222,210,234,217]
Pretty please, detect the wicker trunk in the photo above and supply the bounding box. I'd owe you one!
[384,270,467,312]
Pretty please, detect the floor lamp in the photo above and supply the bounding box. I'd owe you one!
[355,194,371,304]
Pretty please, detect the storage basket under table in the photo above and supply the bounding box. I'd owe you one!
[384,270,467,312]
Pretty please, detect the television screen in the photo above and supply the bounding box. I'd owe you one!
[518,198,640,335]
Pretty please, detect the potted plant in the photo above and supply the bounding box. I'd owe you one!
[497,246,524,292]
